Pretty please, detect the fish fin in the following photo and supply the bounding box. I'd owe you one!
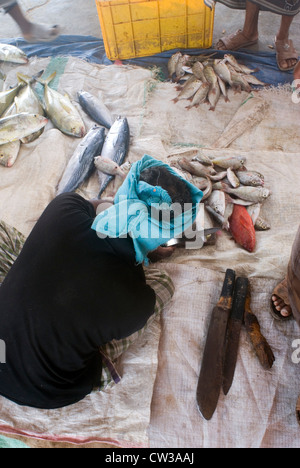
[36,71,57,86]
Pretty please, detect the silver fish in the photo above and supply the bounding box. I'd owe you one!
[205,204,225,226]
[98,116,130,197]
[0,113,48,145]
[236,170,264,187]
[0,82,25,117]
[242,74,269,87]
[191,152,213,166]
[227,167,240,188]
[37,72,86,138]
[0,140,21,167]
[200,177,213,201]
[247,203,261,225]
[213,59,233,86]
[227,65,252,92]
[206,190,226,216]
[224,54,258,74]
[185,82,210,109]
[208,83,220,111]
[168,51,182,79]
[57,125,105,195]
[217,76,230,103]
[172,79,202,103]
[211,155,246,170]
[174,54,190,82]
[0,43,28,64]
[178,157,216,178]
[222,184,271,203]
[78,90,114,129]
[192,61,207,81]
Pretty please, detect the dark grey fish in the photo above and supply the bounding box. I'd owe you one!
[78,91,114,129]
[97,116,130,197]
[57,125,105,195]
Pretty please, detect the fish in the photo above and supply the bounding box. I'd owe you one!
[172,79,202,103]
[227,65,252,93]
[98,116,130,197]
[191,152,213,166]
[206,190,226,216]
[178,157,217,178]
[211,155,246,170]
[185,82,209,109]
[200,177,213,201]
[254,216,271,231]
[0,81,26,117]
[176,74,197,92]
[57,125,105,195]
[78,91,114,129]
[203,65,220,111]
[242,74,269,87]
[229,204,256,252]
[0,140,21,167]
[205,204,225,226]
[0,43,28,64]
[224,54,259,74]
[217,76,230,103]
[0,70,5,92]
[0,113,48,145]
[246,203,270,231]
[174,54,190,82]
[209,171,228,181]
[37,72,86,138]
[236,170,264,187]
[15,73,45,143]
[192,61,207,81]
[221,184,271,203]
[168,52,182,79]
[94,156,126,178]
[227,167,240,188]
[213,59,233,86]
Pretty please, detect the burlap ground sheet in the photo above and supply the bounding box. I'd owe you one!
[0,55,299,448]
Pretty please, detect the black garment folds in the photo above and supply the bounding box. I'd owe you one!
[0,193,156,409]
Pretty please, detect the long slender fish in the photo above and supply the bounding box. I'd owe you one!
[0,43,28,64]
[97,116,130,197]
[37,72,86,138]
[57,125,105,195]
[78,91,114,129]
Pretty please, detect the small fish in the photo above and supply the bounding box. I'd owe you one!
[0,113,48,145]
[37,72,86,138]
[223,198,234,231]
[228,65,252,93]
[205,204,225,226]
[206,190,226,216]
[227,167,240,188]
[222,184,271,203]
[174,54,190,82]
[185,82,209,109]
[57,125,105,195]
[208,83,220,111]
[254,216,271,231]
[217,76,230,103]
[192,61,207,81]
[229,204,256,252]
[78,90,114,129]
[178,157,216,178]
[0,140,21,167]
[242,74,269,87]
[209,171,228,181]
[203,65,218,88]
[236,170,264,187]
[98,116,130,197]
[224,54,259,74]
[246,203,261,225]
[0,81,26,117]
[168,51,182,79]
[213,59,233,86]
[172,79,202,103]
[94,156,126,178]
[0,43,28,64]
[211,155,246,170]
[200,177,213,201]
[191,152,213,166]
[176,74,197,91]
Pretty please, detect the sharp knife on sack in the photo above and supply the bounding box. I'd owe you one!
[164,227,220,249]
[196,272,275,421]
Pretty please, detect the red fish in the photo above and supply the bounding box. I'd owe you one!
[229,204,256,252]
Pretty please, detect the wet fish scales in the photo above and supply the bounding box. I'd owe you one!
[78,91,114,129]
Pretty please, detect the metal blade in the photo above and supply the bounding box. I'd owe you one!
[196,269,235,420]
[223,277,249,396]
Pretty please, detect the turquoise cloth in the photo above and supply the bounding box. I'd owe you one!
[0,435,30,448]
[92,155,203,265]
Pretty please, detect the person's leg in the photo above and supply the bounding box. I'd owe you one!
[275,15,298,71]
[2,1,60,43]
[216,1,259,50]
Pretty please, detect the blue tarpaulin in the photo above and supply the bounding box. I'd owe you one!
[0,35,295,87]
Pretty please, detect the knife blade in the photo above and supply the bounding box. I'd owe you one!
[222,277,249,396]
[164,228,221,248]
[196,268,236,420]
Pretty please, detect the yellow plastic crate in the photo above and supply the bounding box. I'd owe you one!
[95,0,215,61]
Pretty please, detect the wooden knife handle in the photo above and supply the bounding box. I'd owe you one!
[218,269,236,309]
[231,277,249,320]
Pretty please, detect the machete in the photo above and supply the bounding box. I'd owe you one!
[196,268,235,420]
[222,276,249,396]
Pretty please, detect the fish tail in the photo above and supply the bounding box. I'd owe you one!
[36,71,57,86]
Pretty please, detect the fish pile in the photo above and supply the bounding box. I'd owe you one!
[168,51,269,111]
[170,152,271,252]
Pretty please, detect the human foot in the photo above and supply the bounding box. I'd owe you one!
[271,278,293,320]
[22,23,61,43]
[275,37,298,71]
[216,29,258,51]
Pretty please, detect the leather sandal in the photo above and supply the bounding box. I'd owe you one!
[275,37,299,72]
[216,29,258,51]
[270,278,293,321]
